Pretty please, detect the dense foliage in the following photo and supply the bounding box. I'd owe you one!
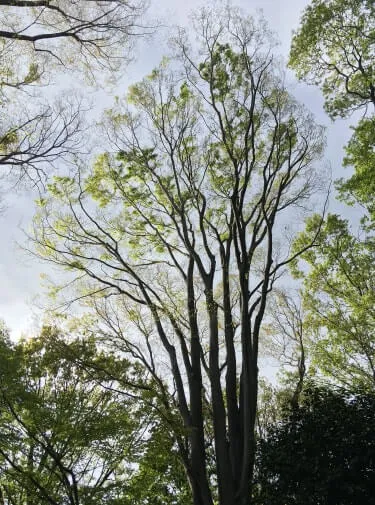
[256,385,375,505]
[0,326,190,505]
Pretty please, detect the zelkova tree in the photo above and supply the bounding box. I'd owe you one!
[32,8,325,505]
[0,0,146,183]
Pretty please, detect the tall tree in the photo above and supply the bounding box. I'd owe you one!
[31,6,325,505]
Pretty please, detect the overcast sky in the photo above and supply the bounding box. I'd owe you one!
[0,0,356,338]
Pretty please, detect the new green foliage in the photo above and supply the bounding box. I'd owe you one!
[290,0,375,118]
[31,6,326,505]
[0,327,141,504]
[290,0,375,229]
[291,213,375,389]
[339,117,375,223]
[289,0,375,392]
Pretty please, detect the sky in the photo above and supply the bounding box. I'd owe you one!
[0,0,356,339]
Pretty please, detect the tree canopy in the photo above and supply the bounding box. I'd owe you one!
[30,6,326,505]
[0,324,191,505]
[289,0,375,118]
[0,1,374,505]
[0,0,147,184]
[0,327,141,504]
[291,213,375,390]
[256,384,375,505]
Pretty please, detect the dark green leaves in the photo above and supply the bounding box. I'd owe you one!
[256,385,375,505]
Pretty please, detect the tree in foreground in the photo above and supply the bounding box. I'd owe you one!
[256,384,375,505]
[32,6,325,505]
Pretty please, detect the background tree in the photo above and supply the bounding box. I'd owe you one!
[0,0,147,183]
[30,6,326,505]
[290,213,375,390]
[255,384,375,505]
[0,326,149,505]
[261,290,307,408]
[289,0,375,222]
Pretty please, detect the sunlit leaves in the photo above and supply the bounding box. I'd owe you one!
[338,117,375,223]
[290,0,375,118]
[291,214,375,389]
